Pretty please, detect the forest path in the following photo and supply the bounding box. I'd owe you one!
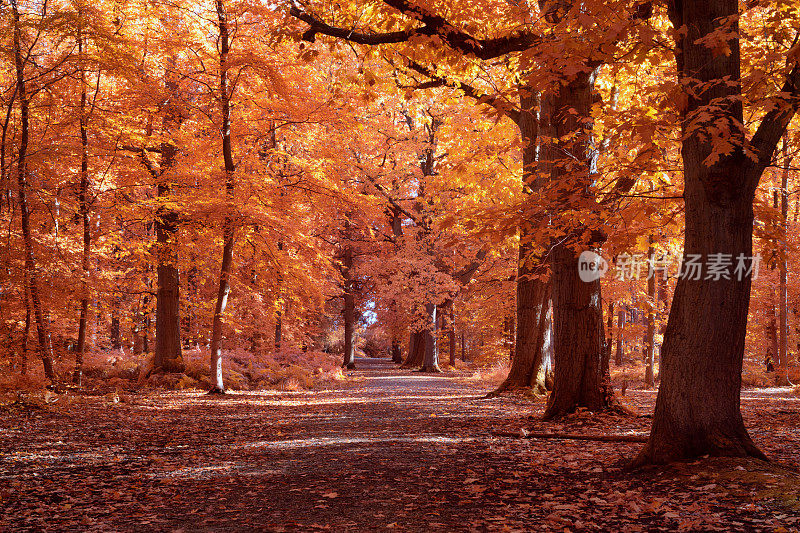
[3,358,800,531]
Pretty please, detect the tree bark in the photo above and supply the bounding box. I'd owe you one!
[154,188,183,372]
[274,241,283,353]
[540,72,613,419]
[391,338,402,363]
[544,241,611,418]
[632,0,799,464]
[209,0,236,394]
[74,24,90,385]
[21,274,30,375]
[419,303,441,372]
[110,307,122,350]
[152,60,184,374]
[11,0,54,381]
[495,90,553,394]
[494,274,552,395]
[606,301,614,365]
[341,244,356,370]
[403,330,424,367]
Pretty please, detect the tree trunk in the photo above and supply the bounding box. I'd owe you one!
[152,61,184,373]
[634,0,782,464]
[11,0,54,382]
[496,90,553,394]
[657,271,669,365]
[21,275,30,375]
[391,338,402,363]
[274,241,283,353]
[540,72,613,419]
[110,309,122,350]
[73,25,90,386]
[402,330,425,368]
[154,196,183,372]
[419,303,441,372]
[448,302,456,366]
[494,274,552,395]
[209,0,236,394]
[544,242,611,419]
[777,134,792,386]
[615,307,626,366]
[341,244,356,369]
[644,237,656,388]
[606,301,614,364]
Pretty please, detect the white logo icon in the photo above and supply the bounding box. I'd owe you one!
[578,251,608,282]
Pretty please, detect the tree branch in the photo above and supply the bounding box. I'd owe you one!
[289,2,541,60]
[403,59,521,124]
[289,6,432,45]
[746,60,800,195]
[379,0,541,59]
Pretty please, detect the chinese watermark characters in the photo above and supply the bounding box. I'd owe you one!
[578,251,762,282]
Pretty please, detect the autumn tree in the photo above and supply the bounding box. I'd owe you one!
[633,0,800,465]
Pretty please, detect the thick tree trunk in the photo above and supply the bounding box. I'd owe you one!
[11,0,54,381]
[636,198,765,463]
[634,0,782,464]
[153,62,184,373]
[496,89,553,394]
[402,329,425,368]
[644,237,656,388]
[544,242,611,419]
[494,274,552,395]
[539,72,613,419]
[154,195,184,372]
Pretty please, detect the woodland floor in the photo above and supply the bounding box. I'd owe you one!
[2,358,800,532]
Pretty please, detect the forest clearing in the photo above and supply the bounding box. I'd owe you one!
[3,0,800,530]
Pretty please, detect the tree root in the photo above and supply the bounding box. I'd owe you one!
[491,429,649,443]
[484,383,548,399]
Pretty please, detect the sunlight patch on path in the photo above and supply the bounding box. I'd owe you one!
[240,435,477,450]
[149,462,287,480]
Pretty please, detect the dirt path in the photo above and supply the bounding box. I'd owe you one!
[2,358,799,531]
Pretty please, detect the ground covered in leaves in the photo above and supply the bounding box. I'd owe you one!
[2,358,800,532]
